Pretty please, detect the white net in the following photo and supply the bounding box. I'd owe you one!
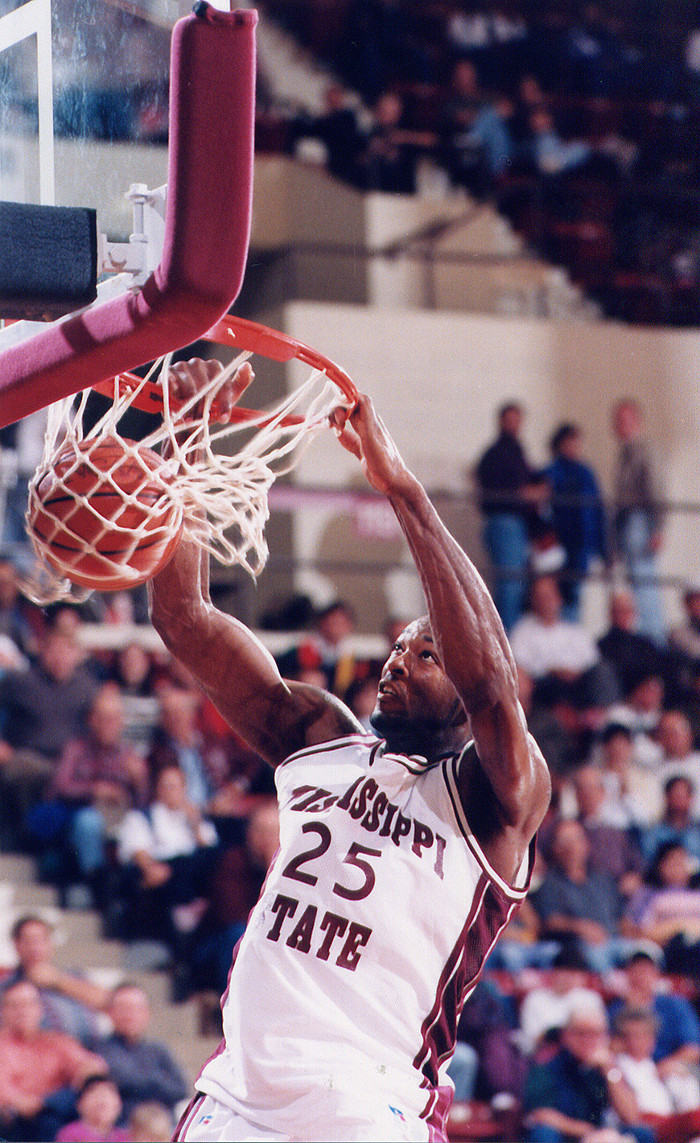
[25,348,352,604]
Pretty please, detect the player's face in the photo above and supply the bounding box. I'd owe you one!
[372,619,462,734]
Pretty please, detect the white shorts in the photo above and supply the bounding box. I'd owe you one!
[174,1091,433,1142]
[175,1094,289,1142]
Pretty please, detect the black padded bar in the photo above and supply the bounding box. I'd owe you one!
[0,201,98,321]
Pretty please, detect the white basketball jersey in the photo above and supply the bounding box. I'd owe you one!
[197,735,531,1140]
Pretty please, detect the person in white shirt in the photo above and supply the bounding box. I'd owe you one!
[605,672,665,771]
[509,575,616,725]
[117,763,218,946]
[614,1005,700,1141]
[657,711,700,815]
[519,946,606,1056]
[149,368,551,1143]
[594,723,663,828]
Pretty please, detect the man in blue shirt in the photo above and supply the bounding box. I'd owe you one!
[608,949,700,1074]
[523,1004,654,1142]
[544,423,607,621]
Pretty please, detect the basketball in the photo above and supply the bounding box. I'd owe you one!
[28,437,183,591]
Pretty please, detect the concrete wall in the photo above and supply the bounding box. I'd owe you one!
[266,302,700,635]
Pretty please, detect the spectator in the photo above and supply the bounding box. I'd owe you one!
[356,89,418,194]
[509,575,616,727]
[344,670,381,733]
[596,722,663,828]
[563,4,625,97]
[0,556,40,658]
[606,672,665,771]
[276,599,360,700]
[56,1074,131,1142]
[455,977,527,1103]
[669,583,700,693]
[608,950,700,1076]
[598,591,665,700]
[0,629,98,841]
[292,83,364,187]
[179,798,280,1000]
[474,401,548,631]
[108,643,159,753]
[30,684,148,891]
[532,818,636,973]
[91,983,187,1123]
[519,945,607,1057]
[527,106,595,177]
[542,423,608,621]
[656,711,700,810]
[0,914,109,1045]
[611,398,666,647]
[624,841,700,974]
[0,980,106,1142]
[639,776,700,866]
[570,764,644,897]
[440,58,513,194]
[127,1100,173,1142]
[505,73,549,153]
[116,763,218,949]
[518,665,583,783]
[147,685,218,810]
[613,1006,700,1139]
[522,1004,651,1143]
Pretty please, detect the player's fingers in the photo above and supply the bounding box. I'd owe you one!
[334,420,363,460]
[168,358,222,405]
[209,362,254,421]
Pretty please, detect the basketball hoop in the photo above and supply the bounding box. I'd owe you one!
[24,316,358,604]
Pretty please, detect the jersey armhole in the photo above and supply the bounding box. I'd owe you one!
[443,744,534,901]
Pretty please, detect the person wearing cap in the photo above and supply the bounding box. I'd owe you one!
[608,949,700,1078]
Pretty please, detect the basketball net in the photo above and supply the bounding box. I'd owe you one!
[25,325,357,605]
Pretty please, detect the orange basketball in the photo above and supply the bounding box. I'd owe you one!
[28,436,183,591]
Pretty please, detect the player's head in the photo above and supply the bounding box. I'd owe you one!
[371,617,467,756]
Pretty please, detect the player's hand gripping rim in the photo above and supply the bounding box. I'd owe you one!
[331,393,413,497]
[167,358,254,425]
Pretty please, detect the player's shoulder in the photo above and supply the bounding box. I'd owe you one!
[279,732,379,770]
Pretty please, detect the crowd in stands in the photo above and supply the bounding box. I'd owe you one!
[259,0,700,326]
[7,0,700,322]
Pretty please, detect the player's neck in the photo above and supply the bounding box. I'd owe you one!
[377,718,467,762]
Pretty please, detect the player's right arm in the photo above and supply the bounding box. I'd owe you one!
[149,512,362,769]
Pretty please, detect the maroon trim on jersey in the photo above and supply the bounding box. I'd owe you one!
[442,751,531,901]
[380,748,445,776]
[414,871,521,1125]
[278,734,376,770]
[426,1085,453,1142]
[173,1091,206,1141]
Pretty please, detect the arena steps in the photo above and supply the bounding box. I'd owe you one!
[0,851,221,1090]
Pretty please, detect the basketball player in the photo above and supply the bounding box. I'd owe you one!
[150,363,551,1143]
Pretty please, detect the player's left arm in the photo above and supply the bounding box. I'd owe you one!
[335,395,551,884]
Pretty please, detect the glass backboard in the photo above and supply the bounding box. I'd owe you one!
[0,0,218,235]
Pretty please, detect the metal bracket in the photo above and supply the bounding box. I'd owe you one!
[97,182,167,291]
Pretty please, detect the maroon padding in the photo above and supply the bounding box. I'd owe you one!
[0,3,256,430]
